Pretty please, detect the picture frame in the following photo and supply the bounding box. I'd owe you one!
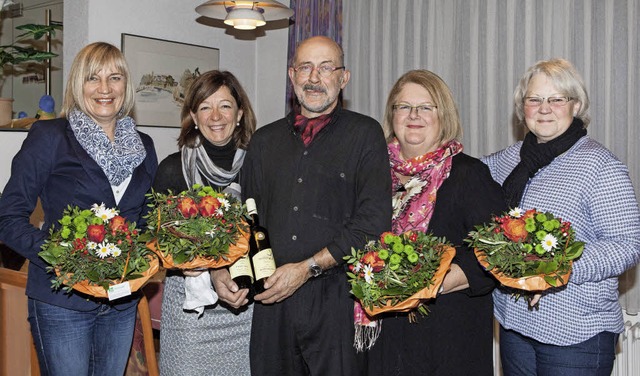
[121,34,220,127]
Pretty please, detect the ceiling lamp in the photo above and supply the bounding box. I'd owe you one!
[196,0,294,31]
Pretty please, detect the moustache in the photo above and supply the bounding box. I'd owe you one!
[303,84,326,93]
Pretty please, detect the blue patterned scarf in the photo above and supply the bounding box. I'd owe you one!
[68,110,147,185]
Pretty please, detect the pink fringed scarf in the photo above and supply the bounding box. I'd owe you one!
[353,138,463,352]
[389,138,463,233]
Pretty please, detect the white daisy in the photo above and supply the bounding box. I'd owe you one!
[91,203,117,221]
[95,243,111,258]
[87,241,98,250]
[218,198,230,210]
[105,207,118,219]
[353,261,363,273]
[363,264,374,284]
[541,234,558,252]
[111,246,122,257]
[509,207,524,218]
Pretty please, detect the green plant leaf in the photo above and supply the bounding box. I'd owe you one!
[544,275,558,287]
[565,242,584,260]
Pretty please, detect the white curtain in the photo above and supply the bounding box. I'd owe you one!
[343,0,640,314]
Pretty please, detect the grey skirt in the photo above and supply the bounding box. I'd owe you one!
[159,274,253,376]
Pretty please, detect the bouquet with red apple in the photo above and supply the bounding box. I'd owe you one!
[39,203,159,298]
[143,184,249,269]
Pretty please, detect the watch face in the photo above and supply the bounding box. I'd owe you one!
[310,264,322,277]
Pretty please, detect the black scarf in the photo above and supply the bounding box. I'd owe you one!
[503,118,587,208]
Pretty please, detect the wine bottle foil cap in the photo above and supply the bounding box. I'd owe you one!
[246,198,257,214]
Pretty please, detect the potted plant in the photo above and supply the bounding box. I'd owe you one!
[0,23,61,126]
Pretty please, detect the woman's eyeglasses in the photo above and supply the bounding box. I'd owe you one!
[524,96,573,108]
[392,103,438,116]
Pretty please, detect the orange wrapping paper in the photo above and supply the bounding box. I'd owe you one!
[147,227,249,270]
[61,256,160,299]
[474,248,571,291]
[363,245,456,317]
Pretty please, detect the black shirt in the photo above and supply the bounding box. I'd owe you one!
[240,107,392,265]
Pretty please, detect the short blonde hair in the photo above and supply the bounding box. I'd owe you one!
[383,69,462,144]
[62,42,135,118]
[514,58,590,127]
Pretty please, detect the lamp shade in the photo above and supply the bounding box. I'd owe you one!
[224,8,266,30]
[196,0,294,30]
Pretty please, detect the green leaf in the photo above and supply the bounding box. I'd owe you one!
[351,283,364,300]
[15,24,61,40]
[38,250,58,265]
[86,269,100,282]
[564,242,584,260]
[544,275,558,287]
[173,252,188,265]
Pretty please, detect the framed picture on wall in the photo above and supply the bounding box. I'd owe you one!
[121,34,220,127]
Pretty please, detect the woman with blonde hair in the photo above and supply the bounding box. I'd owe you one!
[367,69,505,375]
[0,42,157,375]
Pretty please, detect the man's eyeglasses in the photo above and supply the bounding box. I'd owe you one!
[524,96,573,108]
[392,103,438,116]
[293,63,345,78]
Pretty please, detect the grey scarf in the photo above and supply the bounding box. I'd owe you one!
[181,142,245,187]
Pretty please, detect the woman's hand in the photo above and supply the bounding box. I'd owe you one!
[529,293,542,309]
[439,263,469,294]
[182,268,207,277]
[210,268,250,309]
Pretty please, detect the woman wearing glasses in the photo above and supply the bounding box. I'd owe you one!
[482,58,640,375]
[367,69,505,375]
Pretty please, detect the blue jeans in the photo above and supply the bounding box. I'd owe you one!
[28,298,137,376]
[499,326,617,376]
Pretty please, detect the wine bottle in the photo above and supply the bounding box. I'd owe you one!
[246,198,276,294]
[229,253,254,292]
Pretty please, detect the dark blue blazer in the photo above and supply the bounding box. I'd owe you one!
[0,118,157,311]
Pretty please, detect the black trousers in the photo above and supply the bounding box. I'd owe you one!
[249,269,365,376]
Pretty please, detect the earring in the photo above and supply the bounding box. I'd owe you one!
[194,123,199,130]
[236,122,240,127]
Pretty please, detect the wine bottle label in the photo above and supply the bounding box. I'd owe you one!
[252,248,276,280]
[229,254,254,282]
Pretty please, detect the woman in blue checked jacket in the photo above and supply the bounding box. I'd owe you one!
[482,58,640,376]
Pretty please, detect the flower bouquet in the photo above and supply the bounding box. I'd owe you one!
[344,231,456,317]
[38,203,159,299]
[466,208,584,297]
[143,184,249,270]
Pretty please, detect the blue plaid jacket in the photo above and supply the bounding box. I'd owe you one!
[482,136,640,345]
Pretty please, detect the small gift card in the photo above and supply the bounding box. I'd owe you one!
[108,281,132,301]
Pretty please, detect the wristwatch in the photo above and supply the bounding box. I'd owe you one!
[307,257,323,278]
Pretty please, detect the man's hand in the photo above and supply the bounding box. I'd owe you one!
[254,261,309,304]
[210,268,250,309]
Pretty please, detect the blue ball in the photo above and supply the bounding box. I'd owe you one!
[39,95,55,113]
